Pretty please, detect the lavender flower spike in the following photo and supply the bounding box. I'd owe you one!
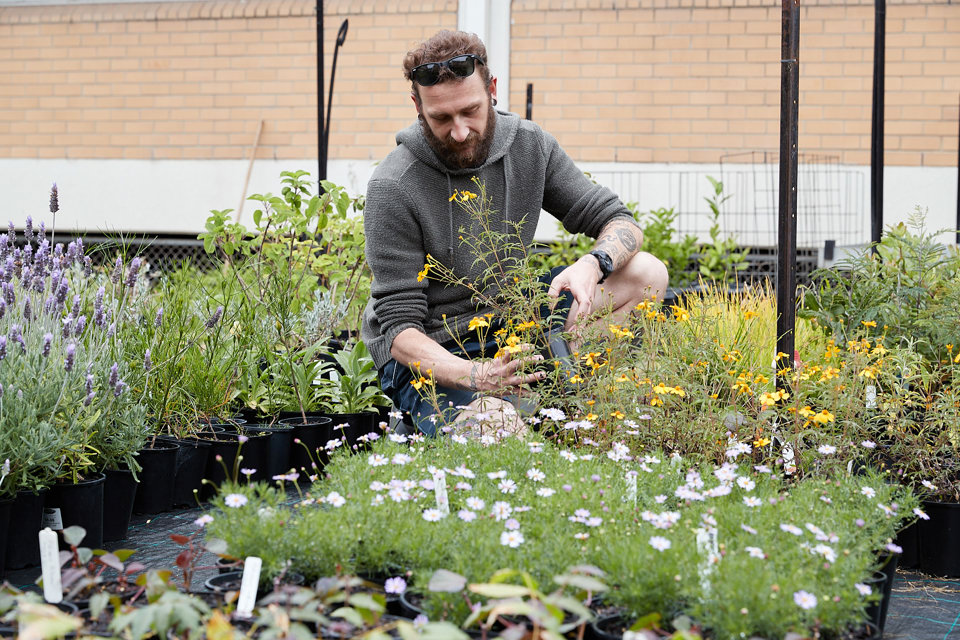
[108,362,119,387]
[83,256,92,278]
[144,349,152,373]
[41,333,52,358]
[85,373,93,396]
[22,296,31,322]
[83,390,95,407]
[154,308,164,328]
[64,343,76,372]
[205,305,224,329]
[74,315,86,336]
[110,256,123,285]
[49,183,59,214]
[0,298,6,320]
[0,336,7,360]
[10,325,25,352]
[125,257,141,289]
[61,314,73,339]
[24,216,33,242]
[114,380,127,398]
[6,222,13,246]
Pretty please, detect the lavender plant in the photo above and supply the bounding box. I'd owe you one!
[0,186,149,487]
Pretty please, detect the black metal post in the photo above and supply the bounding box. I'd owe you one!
[316,0,324,182]
[870,0,886,247]
[776,0,800,387]
[322,19,349,180]
[525,83,533,120]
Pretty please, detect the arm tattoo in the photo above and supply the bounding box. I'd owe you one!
[593,219,642,270]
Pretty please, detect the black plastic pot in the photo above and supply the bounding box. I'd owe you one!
[397,591,482,638]
[170,438,211,508]
[0,497,11,578]
[327,411,378,452]
[894,518,920,570]
[204,569,305,593]
[200,431,270,499]
[918,500,960,577]
[243,424,294,479]
[0,600,79,637]
[132,442,179,514]
[102,468,138,543]
[863,570,887,634]
[283,416,333,475]
[47,473,106,549]
[5,488,47,569]
[875,551,899,633]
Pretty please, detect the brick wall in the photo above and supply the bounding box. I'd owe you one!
[510,0,960,166]
[0,0,956,168]
[0,0,456,162]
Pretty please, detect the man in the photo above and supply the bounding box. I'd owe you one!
[361,30,668,435]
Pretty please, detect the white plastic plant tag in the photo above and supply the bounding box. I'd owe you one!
[866,385,877,409]
[42,507,63,530]
[626,472,637,505]
[236,556,261,617]
[694,528,714,596]
[39,528,63,604]
[433,470,449,516]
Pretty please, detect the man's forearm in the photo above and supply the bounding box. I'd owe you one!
[593,217,644,271]
[390,327,475,390]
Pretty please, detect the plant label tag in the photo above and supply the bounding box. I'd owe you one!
[433,470,449,516]
[42,507,63,530]
[866,385,877,409]
[626,472,637,505]
[38,528,63,604]
[236,556,261,617]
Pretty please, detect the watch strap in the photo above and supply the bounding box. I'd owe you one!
[588,250,614,284]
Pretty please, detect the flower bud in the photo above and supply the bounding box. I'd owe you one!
[83,256,92,278]
[108,362,119,387]
[154,308,164,328]
[41,333,52,358]
[110,256,122,285]
[64,342,75,372]
[74,315,86,336]
[205,305,224,329]
[49,183,58,214]
[125,257,141,289]
[22,296,31,322]
[24,216,33,242]
[144,349,152,373]
[0,336,7,360]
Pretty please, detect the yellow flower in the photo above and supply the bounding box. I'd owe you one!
[744,310,758,320]
[449,191,459,202]
[585,413,598,421]
[652,383,670,395]
[569,374,584,384]
[859,366,877,379]
[410,376,433,391]
[650,396,663,407]
[861,320,877,328]
[610,410,625,420]
[819,367,840,382]
[468,316,489,331]
[671,306,690,322]
[759,392,778,407]
[416,262,432,282]
[775,351,790,360]
[754,437,771,448]
[635,300,651,312]
[608,324,635,340]
[811,409,835,424]
[516,320,537,332]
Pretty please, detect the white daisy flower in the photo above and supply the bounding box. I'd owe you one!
[224,493,248,508]
[392,453,412,465]
[861,486,877,498]
[649,536,671,552]
[855,583,872,597]
[817,444,837,455]
[525,468,546,482]
[487,470,507,480]
[737,477,756,491]
[458,509,477,522]
[743,496,762,508]
[745,546,764,558]
[466,496,485,510]
[793,590,817,610]
[326,491,346,507]
[780,523,803,536]
[422,508,445,522]
[500,530,524,548]
[491,501,513,520]
[368,454,389,467]
[536,487,556,497]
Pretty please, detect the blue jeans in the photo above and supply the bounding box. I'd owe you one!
[378,267,573,436]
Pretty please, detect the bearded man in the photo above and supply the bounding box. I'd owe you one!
[360,30,668,436]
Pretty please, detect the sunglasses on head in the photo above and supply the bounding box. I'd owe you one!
[410,54,485,87]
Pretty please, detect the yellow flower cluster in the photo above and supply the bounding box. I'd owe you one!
[448,189,479,203]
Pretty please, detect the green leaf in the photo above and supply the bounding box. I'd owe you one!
[61,525,86,547]
[629,612,662,630]
[329,606,364,627]
[467,583,530,599]
[113,549,137,563]
[551,574,608,592]
[89,591,110,620]
[344,591,385,613]
[427,569,466,593]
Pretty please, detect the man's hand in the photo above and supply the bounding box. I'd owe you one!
[547,254,603,324]
[471,343,545,394]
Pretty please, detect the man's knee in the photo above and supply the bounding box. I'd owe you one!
[625,252,669,299]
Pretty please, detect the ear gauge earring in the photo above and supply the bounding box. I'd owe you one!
[492,98,498,106]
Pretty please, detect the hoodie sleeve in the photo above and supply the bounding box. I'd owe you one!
[539,129,633,238]
[363,177,429,353]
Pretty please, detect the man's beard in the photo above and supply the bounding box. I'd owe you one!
[421,103,496,170]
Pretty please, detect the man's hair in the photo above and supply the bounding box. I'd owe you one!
[403,30,491,98]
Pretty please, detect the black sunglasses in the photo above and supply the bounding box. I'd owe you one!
[410,54,485,87]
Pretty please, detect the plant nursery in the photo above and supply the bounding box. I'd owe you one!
[0,170,956,640]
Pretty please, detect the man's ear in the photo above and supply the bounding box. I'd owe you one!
[411,91,421,115]
[489,77,498,104]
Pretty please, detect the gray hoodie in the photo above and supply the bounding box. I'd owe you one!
[361,109,632,369]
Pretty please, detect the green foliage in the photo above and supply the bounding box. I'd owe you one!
[698,176,749,283]
[323,340,390,414]
[207,435,913,638]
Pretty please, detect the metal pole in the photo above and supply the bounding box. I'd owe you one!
[776,0,800,387]
[525,83,533,120]
[870,0,886,247]
[956,92,959,245]
[316,0,324,182]
[323,19,349,179]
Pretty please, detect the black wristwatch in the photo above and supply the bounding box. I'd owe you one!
[588,250,614,284]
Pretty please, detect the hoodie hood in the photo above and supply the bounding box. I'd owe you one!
[395,109,521,177]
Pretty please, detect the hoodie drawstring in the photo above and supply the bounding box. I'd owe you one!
[446,173,454,260]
